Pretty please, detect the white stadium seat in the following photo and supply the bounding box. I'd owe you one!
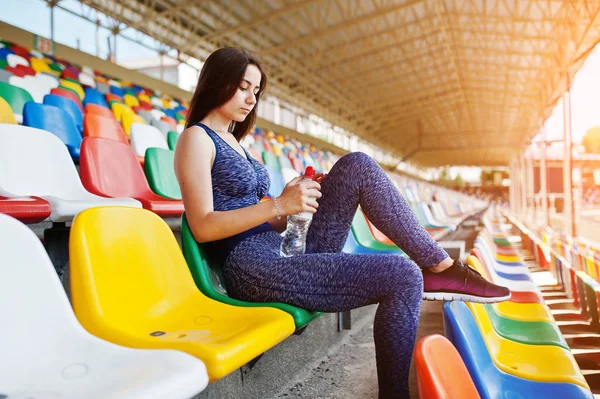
[0,124,142,222]
[0,213,208,399]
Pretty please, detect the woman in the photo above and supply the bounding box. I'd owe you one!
[174,47,509,398]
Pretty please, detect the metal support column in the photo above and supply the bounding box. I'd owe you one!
[540,137,550,227]
[519,149,527,220]
[526,147,535,223]
[563,74,575,237]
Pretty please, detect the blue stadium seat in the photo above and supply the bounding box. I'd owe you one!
[443,301,593,399]
[83,87,109,108]
[109,85,125,97]
[23,102,82,161]
[43,94,83,133]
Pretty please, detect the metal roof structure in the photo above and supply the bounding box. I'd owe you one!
[75,0,600,166]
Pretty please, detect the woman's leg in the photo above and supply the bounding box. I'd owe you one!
[307,151,448,267]
[306,151,510,302]
[224,232,423,399]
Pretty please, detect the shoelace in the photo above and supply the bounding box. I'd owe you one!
[455,260,484,287]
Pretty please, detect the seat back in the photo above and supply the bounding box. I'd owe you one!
[83,87,108,108]
[124,93,139,108]
[43,93,83,132]
[0,81,33,117]
[60,78,84,100]
[130,123,169,157]
[0,97,16,124]
[111,102,132,123]
[0,125,85,198]
[0,214,84,361]
[144,148,181,199]
[122,110,147,136]
[79,137,152,199]
[151,119,172,136]
[85,103,114,119]
[414,334,480,399]
[23,102,82,153]
[83,113,128,144]
[167,130,179,150]
[69,207,200,330]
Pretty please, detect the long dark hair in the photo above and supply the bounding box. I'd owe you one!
[185,47,267,142]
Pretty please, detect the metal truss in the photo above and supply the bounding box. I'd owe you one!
[72,0,600,166]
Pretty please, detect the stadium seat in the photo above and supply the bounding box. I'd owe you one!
[443,301,592,398]
[144,148,181,199]
[83,87,108,108]
[83,113,128,144]
[151,118,172,136]
[60,78,84,100]
[130,123,169,160]
[0,213,208,399]
[262,152,286,197]
[30,57,51,74]
[23,102,82,160]
[111,101,131,123]
[0,196,50,223]
[79,72,96,88]
[150,108,166,120]
[481,302,568,349]
[181,214,322,330]
[79,137,184,217]
[352,209,404,253]
[365,216,395,245]
[124,93,139,108]
[167,130,179,150]
[0,80,33,123]
[414,334,480,399]
[8,75,46,103]
[6,53,29,68]
[462,299,587,387]
[0,69,13,83]
[43,93,83,133]
[51,87,83,112]
[0,125,140,222]
[85,103,114,119]
[122,110,147,136]
[69,206,295,382]
[0,96,16,124]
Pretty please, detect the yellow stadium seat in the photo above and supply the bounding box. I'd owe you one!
[138,93,151,103]
[492,300,554,323]
[111,102,132,124]
[122,111,147,136]
[30,58,51,74]
[124,94,140,108]
[466,302,588,389]
[0,97,17,124]
[69,207,295,382]
[95,76,108,84]
[60,79,84,100]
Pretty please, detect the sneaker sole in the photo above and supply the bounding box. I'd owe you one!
[422,292,512,304]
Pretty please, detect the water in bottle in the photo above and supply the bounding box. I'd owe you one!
[280,166,317,257]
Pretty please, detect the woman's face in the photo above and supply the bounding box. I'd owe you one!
[219,64,261,123]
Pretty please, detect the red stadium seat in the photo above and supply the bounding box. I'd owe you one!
[79,137,184,217]
[0,196,51,224]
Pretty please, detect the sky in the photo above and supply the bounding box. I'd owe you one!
[1,0,597,146]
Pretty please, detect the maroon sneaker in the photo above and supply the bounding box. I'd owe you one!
[422,259,511,303]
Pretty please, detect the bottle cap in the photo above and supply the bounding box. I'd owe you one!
[304,166,316,179]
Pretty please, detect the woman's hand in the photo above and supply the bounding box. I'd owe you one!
[277,176,322,215]
[314,173,328,184]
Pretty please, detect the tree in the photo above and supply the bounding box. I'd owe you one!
[582,127,600,153]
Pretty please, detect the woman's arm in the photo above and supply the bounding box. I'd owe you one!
[175,126,321,242]
[268,215,287,233]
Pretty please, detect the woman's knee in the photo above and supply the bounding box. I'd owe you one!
[377,257,423,299]
[337,151,377,169]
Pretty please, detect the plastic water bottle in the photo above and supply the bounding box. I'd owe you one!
[280,166,317,257]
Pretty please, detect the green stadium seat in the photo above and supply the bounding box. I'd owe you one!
[144,148,181,200]
[181,213,322,330]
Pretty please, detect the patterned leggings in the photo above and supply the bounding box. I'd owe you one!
[223,152,449,398]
